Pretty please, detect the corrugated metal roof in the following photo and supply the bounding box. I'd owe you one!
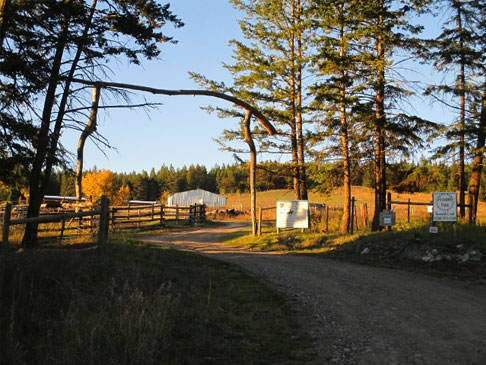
[168,189,227,207]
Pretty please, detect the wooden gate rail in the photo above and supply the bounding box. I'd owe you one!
[110,204,206,229]
[2,196,109,247]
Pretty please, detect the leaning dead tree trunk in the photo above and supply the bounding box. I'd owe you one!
[243,111,257,236]
[75,86,100,200]
[69,78,277,136]
[67,78,276,235]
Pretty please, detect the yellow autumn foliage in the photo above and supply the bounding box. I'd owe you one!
[82,169,130,205]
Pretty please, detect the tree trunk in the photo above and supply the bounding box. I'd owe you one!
[76,86,101,200]
[468,80,486,223]
[372,1,387,231]
[0,0,11,55]
[339,21,351,234]
[289,0,301,200]
[457,2,466,217]
[22,0,72,246]
[243,110,257,236]
[295,0,307,200]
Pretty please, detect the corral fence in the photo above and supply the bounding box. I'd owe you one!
[256,202,357,235]
[386,192,473,224]
[1,197,206,246]
[110,202,206,230]
[256,193,475,235]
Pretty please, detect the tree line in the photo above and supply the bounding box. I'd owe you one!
[3,160,484,204]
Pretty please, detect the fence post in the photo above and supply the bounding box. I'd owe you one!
[160,204,165,227]
[98,195,109,250]
[2,202,12,245]
[58,215,66,247]
[325,205,329,233]
[111,207,115,229]
[386,192,392,231]
[350,197,355,234]
[189,205,194,225]
[407,198,411,223]
[468,194,473,224]
[201,204,206,223]
[176,204,179,225]
[258,207,263,237]
[362,203,369,230]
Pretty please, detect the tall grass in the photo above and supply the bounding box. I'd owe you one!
[0,241,311,364]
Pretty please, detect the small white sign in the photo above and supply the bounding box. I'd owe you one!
[276,200,309,229]
[433,192,457,222]
[429,226,439,234]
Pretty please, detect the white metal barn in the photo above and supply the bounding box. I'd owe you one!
[167,189,227,208]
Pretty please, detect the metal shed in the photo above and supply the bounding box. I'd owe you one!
[168,189,227,208]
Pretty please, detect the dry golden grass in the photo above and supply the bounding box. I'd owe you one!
[224,187,486,225]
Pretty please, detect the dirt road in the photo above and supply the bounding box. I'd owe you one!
[141,223,486,364]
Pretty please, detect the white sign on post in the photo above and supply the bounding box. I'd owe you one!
[433,192,457,222]
[276,200,309,229]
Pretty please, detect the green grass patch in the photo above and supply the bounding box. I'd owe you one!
[222,228,331,251]
[0,239,312,364]
[223,224,486,284]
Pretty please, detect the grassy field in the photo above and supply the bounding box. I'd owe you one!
[224,187,486,226]
[0,240,312,364]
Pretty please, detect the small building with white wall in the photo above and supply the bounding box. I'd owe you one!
[168,189,227,208]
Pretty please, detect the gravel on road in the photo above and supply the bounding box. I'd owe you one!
[141,223,486,364]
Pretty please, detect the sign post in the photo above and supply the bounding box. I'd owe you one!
[432,192,457,236]
[276,200,309,229]
[433,192,457,222]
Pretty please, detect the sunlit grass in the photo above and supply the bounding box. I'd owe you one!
[224,187,486,227]
[222,223,486,283]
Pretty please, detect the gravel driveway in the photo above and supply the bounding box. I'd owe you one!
[141,223,486,364]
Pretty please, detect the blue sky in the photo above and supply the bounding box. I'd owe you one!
[61,1,454,173]
[63,1,246,173]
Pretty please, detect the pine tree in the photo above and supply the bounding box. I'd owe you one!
[423,0,481,218]
[357,0,435,230]
[192,0,314,200]
[311,0,370,232]
[0,0,182,245]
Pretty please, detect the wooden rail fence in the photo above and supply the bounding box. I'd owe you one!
[2,196,110,248]
[386,192,473,224]
[1,198,206,246]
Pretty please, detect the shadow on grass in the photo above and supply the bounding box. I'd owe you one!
[0,241,313,364]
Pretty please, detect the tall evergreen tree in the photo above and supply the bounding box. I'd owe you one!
[0,0,182,245]
[192,0,314,200]
[358,0,435,230]
[311,0,369,232]
[465,0,486,222]
[424,0,480,217]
